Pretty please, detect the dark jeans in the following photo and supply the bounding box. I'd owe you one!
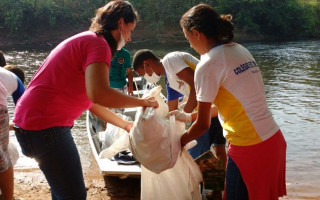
[14,126,86,200]
[188,117,226,159]
[225,156,248,200]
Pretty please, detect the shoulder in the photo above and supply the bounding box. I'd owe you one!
[67,31,108,49]
[0,68,19,94]
[0,67,17,82]
[73,31,103,40]
[163,51,182,59]
[116,48,130,58]
[164,51,198,62]
[121,48,130,54]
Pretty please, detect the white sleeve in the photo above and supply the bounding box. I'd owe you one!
[163,52,193,75]
[195,55,223,103]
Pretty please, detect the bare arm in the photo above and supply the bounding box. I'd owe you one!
[89,104,132,132]
[9,122,14,131]
[168,99,179,112]
[126,68,134,96]
[189,104,218,121]
[176,67,197,113]
[181,101,212,146]
[85,62,158,109]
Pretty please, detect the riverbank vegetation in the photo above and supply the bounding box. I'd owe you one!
[0,0,319,45]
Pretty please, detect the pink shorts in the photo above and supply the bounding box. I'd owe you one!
[228,130,287,200]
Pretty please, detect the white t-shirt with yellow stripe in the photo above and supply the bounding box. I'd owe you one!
[195,43,279,146]
[162,51,198,97]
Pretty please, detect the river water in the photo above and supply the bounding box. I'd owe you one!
[2,39,320,199]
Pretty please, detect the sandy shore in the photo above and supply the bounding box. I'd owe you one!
[12,152,142,200]
[12,155,319,200]
[13,154,110,200]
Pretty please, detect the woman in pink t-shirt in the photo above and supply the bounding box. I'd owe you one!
[13,1,158,199]
[179,4,286,200]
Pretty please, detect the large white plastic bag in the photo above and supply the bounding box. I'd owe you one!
[99,113,131,149]
[129,107,181,173]
[98,114,131,159]
[129,85,184,173]
[99,131,129,159]
[141,148,203,200]
[141,85,168,118]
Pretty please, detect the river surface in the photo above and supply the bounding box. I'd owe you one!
[2,39,320,199]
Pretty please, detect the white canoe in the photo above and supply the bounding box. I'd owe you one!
[86,77,148,179]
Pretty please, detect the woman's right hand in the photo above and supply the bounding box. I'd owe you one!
[142,96,159,109]
[168,110,192,122]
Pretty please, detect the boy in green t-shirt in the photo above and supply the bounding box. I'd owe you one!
[109,48,134,113]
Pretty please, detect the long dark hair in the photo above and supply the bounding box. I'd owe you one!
[90,0,139,56]
[180,4,234,44]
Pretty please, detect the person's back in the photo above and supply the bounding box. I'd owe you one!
[14,31,110,130]
[162,51,198,99]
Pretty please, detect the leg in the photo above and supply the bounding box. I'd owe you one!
[209,117,227,168]
[208,117,226,199]
[15,126,87,200]
[212,146,226,169]
[0,106,13,200]
[225,156,248,200]
[0,166,13,200]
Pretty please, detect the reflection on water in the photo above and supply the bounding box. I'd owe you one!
[247,41,320,199]
[3,40,320,199]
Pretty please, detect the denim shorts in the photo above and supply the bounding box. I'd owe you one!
[14,125,87,200]
[188,117,226,159]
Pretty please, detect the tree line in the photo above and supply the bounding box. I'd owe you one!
[0,0,319,41]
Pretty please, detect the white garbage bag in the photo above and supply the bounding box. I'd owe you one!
[141,85,168,118]
[98,114,131,159]
[99,132,129,159]
[129,107,182,173]
[129,84,202,199]
[99,86,168,160]
[141,148,203,200]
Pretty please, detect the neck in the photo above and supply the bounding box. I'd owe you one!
[205,40,217,53]
[153,61,165,75]
[159,62,166,75]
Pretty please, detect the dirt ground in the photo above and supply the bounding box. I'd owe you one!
[12,153,140,200]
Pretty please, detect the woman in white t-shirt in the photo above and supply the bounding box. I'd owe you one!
[179,3,287,200]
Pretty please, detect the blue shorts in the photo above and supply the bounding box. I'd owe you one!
[188,117,226,159]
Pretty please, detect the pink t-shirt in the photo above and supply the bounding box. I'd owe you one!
[14,31,112,130]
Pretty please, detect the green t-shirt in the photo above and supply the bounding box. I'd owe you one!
[109,48,132,88]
